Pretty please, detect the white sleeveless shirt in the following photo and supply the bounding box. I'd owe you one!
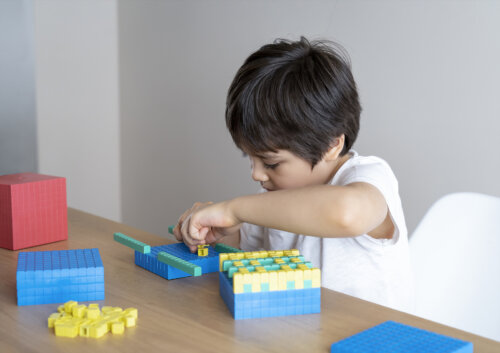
[240,150,414,312]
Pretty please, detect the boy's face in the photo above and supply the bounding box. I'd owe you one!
[247,148,348,191]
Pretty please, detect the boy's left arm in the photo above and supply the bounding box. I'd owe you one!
[178,183,392,246]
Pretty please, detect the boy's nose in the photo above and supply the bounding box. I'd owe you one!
[251,164,269,182]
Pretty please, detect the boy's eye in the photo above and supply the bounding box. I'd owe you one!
[264,163,280,170]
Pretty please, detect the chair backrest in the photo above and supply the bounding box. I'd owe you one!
[410,192,500,342]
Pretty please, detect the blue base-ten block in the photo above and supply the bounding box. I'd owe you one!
[135,242,219,280]
[16,248,105,306]
[219,272,320,319]
[330,321,473,353]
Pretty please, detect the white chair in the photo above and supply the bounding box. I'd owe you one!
[410,192,500,342]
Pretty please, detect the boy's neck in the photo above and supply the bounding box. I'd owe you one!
[324,151,352,184]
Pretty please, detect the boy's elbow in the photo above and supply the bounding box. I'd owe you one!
[327,198,366,237]
[335,209,365,237]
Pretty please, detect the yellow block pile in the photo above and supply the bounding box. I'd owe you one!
[47,300,138,338]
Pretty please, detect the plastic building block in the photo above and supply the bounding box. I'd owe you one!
[135,242,219,279]
[214,243,242,254]
[330,321,473,353]
[197,245,209,256]
[157,251,202,276]
[0,173,67,250]
[48,301,138,338]
[168,225,175,235]
[111,321,125,334]
[117,232,220,279]
[114,232,151,253]
[219,249,321,319]
[16,248,105,305]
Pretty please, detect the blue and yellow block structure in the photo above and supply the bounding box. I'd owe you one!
[330,321,473,353]
[16,248,105,306]
[113,232,238,280]
[219,249,321,319]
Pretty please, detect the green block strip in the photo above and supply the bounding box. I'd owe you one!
[157,251,201,277]
[114,232,151,254]
[214,243,242,253]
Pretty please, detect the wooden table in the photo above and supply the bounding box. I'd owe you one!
[1,208,499,352]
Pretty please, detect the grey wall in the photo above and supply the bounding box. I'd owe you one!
[34,0,121,222]
[0,0,37,175]
[118,0,500,236]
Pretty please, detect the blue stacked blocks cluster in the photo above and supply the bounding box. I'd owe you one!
[219,272,320,319]
[16,248,105,306]
[330,321,473,353]
[219,249,321,319]
[135,242,219,280]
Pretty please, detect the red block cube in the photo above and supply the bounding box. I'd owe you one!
[0,173,67,250]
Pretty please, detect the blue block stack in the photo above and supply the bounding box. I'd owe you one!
[219,271,321,319]
[134,242,219,280]
[16,248,105,306]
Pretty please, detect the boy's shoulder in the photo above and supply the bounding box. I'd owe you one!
[332,150,397,186]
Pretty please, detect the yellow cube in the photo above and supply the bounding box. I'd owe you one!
[251,272,261,292]
[48,313,62,328]
[233,273,244,294]
[121,315,136,328]
[64,300,78,314]
[89,321,108,339]
[87,307,100,319]
[123,308,138,319]
[54,322,79,338]
[197,245,208,257]
[111,321,125,334]
[295,269,304,289]
[72,304,87,318]
[278,270,287,290]
[269,271,278,291]
[311,268,321,288]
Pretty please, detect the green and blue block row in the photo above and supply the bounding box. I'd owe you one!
[114,230,241,280]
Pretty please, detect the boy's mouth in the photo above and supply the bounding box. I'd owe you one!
[261,183,275,191]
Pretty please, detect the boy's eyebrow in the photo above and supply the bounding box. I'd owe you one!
[255,152,279,159]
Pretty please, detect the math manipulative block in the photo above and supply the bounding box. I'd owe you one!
[330,321,473,353]
[0,173,67,250]
[219,249,321,319]
[135,242,219,280]
[17,248,105,305]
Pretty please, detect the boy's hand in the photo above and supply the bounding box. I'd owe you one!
[173,201,241,252]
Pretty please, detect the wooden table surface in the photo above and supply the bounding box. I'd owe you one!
[0,208,499,352]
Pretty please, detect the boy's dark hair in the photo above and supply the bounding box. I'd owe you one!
[226,36,361,167]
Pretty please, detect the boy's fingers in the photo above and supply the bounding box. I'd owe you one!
[173,224,182,241]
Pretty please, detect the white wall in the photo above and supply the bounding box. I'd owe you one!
[118,0,500,236]
[34,0,121,221]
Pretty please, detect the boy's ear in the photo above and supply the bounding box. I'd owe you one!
[324,134,345,161]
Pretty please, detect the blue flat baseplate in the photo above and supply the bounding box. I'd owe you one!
[330,321,473,353]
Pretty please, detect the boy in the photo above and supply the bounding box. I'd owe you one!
[173,37,413,311]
